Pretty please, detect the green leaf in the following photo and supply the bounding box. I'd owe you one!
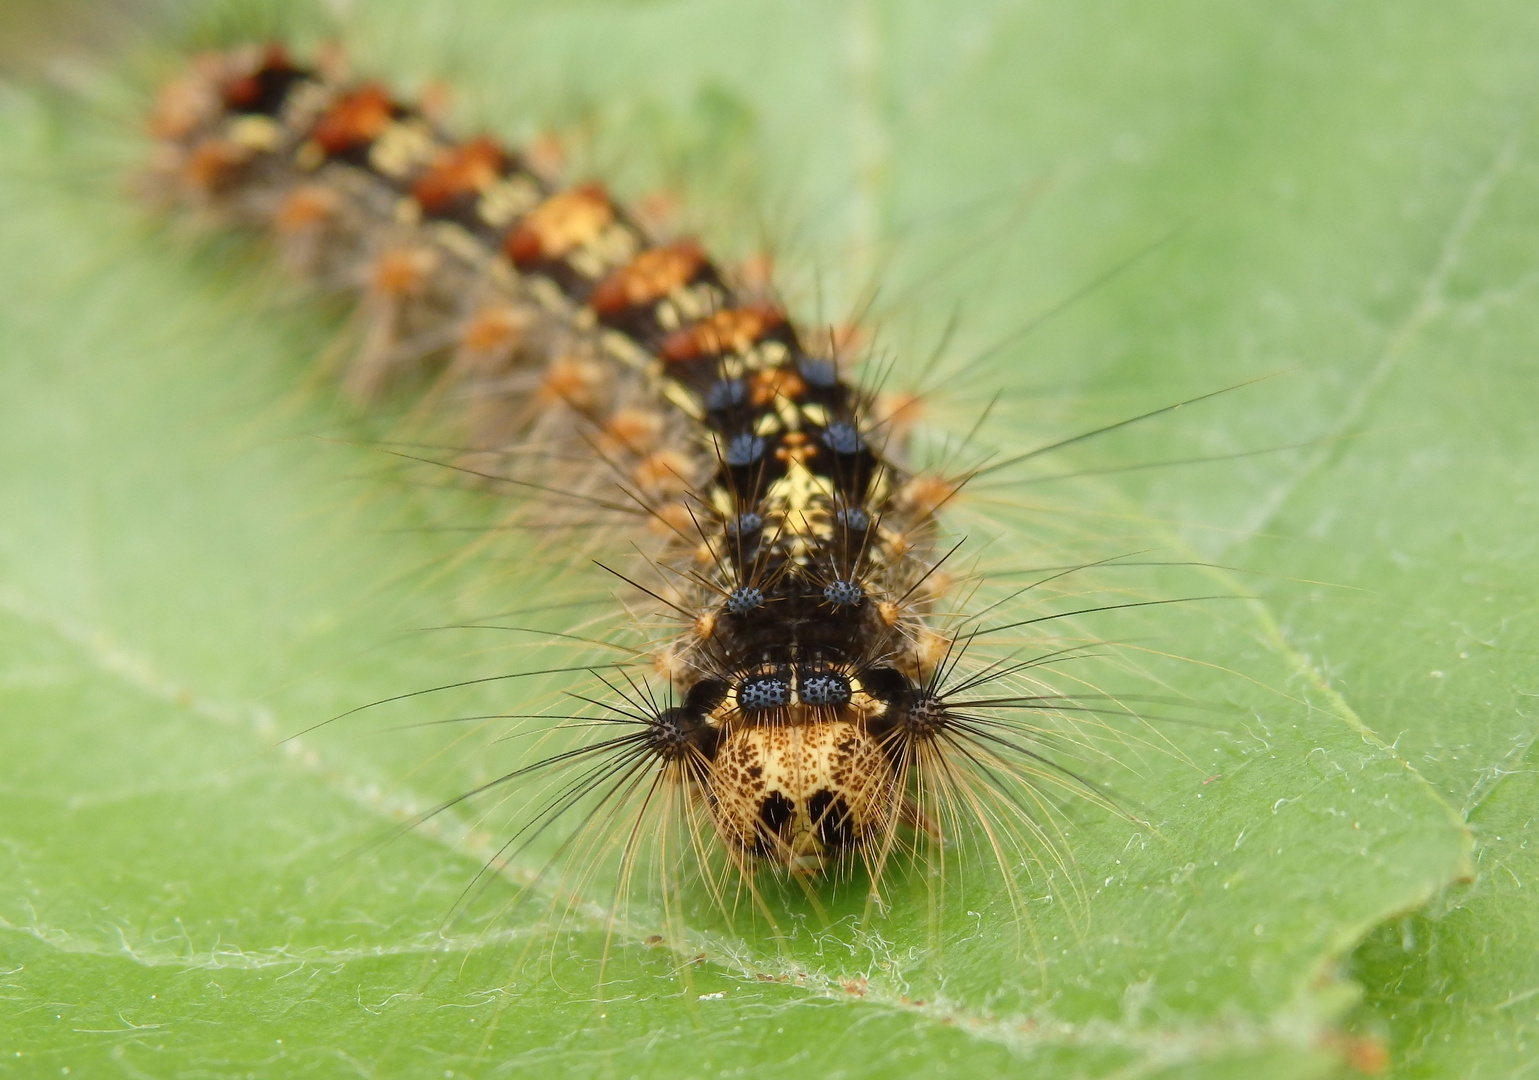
[0,1,1532,1076]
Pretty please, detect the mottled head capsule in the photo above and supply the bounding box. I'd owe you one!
[703,377,747,412]
[737,672,791,711]
[724,433,766,467]
[834,506,870,532]
[823,578,864,608]
[799,670,852,707]
[708,718,893,867]
[819,420,864,456]
[796,354,839,388]
[725,585,764,615]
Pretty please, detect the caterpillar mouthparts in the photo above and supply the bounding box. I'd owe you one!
[150,40,1134,887]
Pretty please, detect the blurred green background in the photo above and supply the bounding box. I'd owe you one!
[0,2,1535,1077]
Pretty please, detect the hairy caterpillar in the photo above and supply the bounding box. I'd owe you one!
[6,9,1508,1077]
[147,40,1204,918]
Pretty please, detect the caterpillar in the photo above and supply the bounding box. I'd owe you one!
[147,40,1178,912]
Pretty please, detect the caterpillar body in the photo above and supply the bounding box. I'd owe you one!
[149,42,1144,901]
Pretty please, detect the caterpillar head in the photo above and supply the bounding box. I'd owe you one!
[709,717,894,873]
[657,666,943,874]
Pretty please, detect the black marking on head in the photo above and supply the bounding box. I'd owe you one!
[726,585,764,615]
[800,670,852,707]
[737,672,791,711]
[808,789,856,850]
[823,579,864,608]
[754,791,795,854]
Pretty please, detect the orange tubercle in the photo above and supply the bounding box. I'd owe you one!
[603,407,666,454]
[151,75,217,140]
[748,365,806,407]
[458,305,528,354]
[650,501,695,538]
[274,184,339,233]
[537,355,606,411]
[369,248,437,296]
[661,303,785,364]
[901,474,958,518]
[633,450,694,497]
[311,84,397,156]
[589,240,707,317]
[184,139,251,192]
[503,182,613,267]
[412,136,510,213]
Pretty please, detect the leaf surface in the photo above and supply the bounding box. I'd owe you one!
[1,2,1533,1076]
